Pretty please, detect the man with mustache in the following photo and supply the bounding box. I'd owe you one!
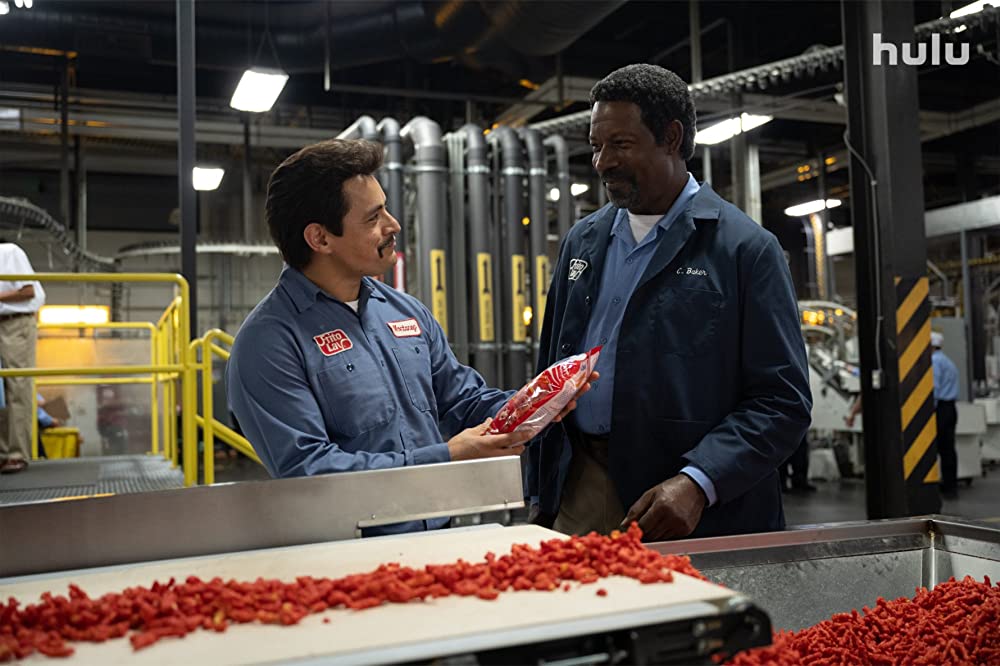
[228,139,591,535]
[528,64,812,541]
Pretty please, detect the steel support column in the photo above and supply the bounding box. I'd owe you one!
[242,115,254,242]
[842,0,940,518]
[177,0,198,338]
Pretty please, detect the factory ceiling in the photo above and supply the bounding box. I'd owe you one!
[0,0,998,225]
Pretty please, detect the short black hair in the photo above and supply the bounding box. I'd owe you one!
[590,64,697,161]
[265,138,383,270]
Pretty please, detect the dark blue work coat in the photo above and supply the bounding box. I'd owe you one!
[528,184,812,538]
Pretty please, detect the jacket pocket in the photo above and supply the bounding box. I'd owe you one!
[391,343,433,412]
[315,352,394,438]
[650,287,723,357]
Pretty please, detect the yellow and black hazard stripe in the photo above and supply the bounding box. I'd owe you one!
[895,276,939,486]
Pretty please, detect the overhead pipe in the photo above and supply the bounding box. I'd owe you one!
[378,117,404,289]
[488,126,529,389]
[336,115,378,142]
[462,124,499,385]
[400,117,449,337]
[520,128,548,344]
[543,134,573,240]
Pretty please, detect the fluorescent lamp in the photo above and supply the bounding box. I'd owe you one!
[193,166,225,191]
[0,2,9,15]
[230,68,288,113]
[783,198,842,218]
[950,1,995,18]
[13,0,22,7]
[570,183,590,196]
[548,187,561,201]
[695,113,773,146]
[23,0,30,6]
[39,305,111,326]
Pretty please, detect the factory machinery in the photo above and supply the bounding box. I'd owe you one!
[2,457,998,664]
[801,300,992,483]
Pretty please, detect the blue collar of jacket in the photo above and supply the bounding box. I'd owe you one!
[279,265,388,314]
[582,182,724,243]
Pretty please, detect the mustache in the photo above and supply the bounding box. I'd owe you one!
[602,169,635,183]
[377,234,396,258]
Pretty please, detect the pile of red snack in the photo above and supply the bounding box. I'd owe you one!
[0,523,701,660]
[727,575,1000,665]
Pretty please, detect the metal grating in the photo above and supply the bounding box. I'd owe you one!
[0,455,183,505]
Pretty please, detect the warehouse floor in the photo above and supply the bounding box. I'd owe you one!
[783,467,1000,526]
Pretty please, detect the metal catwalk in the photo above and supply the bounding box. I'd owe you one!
[0,455,184,505]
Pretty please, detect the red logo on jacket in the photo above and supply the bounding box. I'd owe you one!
[313,329,353,356]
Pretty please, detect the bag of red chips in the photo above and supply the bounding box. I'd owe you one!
[488,346,601,436]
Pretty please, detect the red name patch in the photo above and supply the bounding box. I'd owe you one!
[387,318,422,338]
[313,329,353,356]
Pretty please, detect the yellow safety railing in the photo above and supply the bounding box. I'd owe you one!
[0,273,198,486]
[188,328,260,485]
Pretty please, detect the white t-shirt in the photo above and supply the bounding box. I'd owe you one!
[627,211,666,244]
[345,299,359,312]
[0,243,45,314]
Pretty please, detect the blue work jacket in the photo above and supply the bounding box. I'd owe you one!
[227,268,511,534]
[528,184,812,538]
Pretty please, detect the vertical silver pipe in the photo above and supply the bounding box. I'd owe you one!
[543,135,572,239]
[489,127,528,388]
[446,133,469,365]
[960,230,974,401]
[690,0,712,183]
[462,124,498,385]
[243,116,254,241]
[74,137,87,254]
[378,117,404,288]
[177,0,198,337]
[521,128,548,346]
[401,117,449,337]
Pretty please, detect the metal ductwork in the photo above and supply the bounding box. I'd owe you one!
[520,128,548,343]
[400,116,449,336]
[0,1,626,73]
[337,116,378,142]
[488,126,529,389]
[543,135,573,241]
[377,117,404,287]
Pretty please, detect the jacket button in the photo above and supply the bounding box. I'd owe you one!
[585,296,591,306]
[561,343,570,352]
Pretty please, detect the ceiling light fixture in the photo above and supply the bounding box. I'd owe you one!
[230,68,288,113]
[230,1,287,113]
[783,199,842,218]
[695,113,773,146]
[193,166,225,191]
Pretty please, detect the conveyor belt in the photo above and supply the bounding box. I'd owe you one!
[1,525,760,665]
[0,455,183,505]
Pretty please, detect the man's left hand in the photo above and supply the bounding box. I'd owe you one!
[552,371,599,423]
[620,474,706,541]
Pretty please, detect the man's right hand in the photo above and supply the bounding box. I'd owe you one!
[447,418,533,461]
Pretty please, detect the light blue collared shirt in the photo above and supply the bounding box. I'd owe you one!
[572,174,718,505]
[932,349,959,402]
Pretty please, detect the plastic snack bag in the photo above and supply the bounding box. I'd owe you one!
[488,346,602,436]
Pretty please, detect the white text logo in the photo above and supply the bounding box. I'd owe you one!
[676,267,708,277]
[568,259,589,281]
[873,33,969,66]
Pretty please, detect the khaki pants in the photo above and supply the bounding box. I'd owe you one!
[553,433,625,536]
[0,313,37,462]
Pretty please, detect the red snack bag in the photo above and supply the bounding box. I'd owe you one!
[488,346,601,436]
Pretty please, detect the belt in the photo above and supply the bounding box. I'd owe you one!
[0,312,34,322]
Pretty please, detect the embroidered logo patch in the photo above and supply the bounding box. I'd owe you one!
[568,258,589,281]
[313,329,353,356]
[676,266,709,277]
[387,318,422,338]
